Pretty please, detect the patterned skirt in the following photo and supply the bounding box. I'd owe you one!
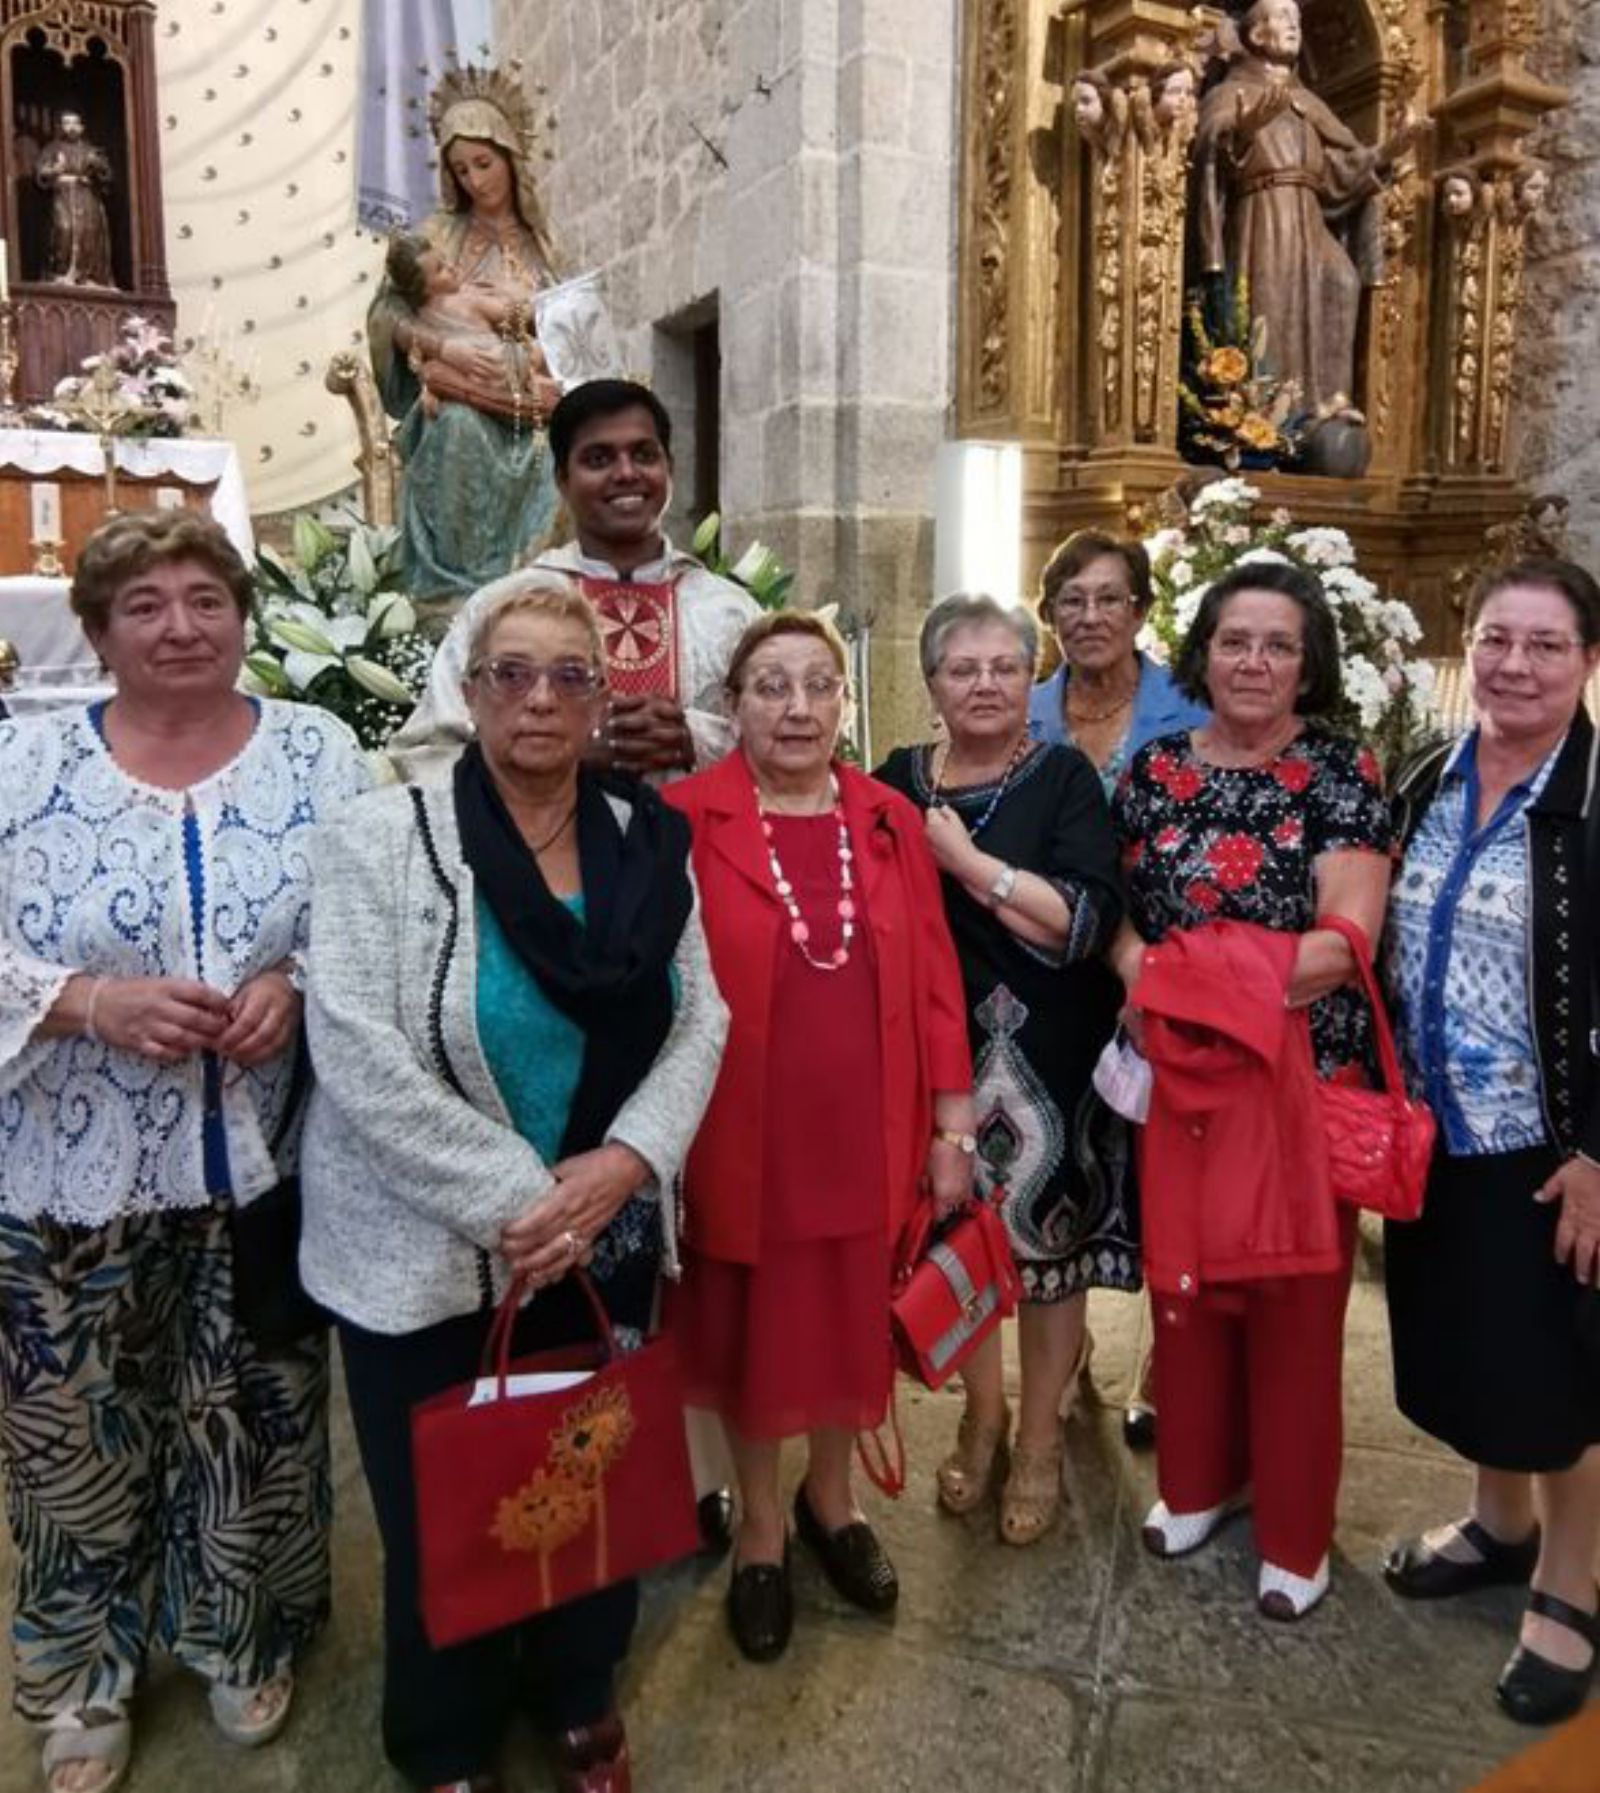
[0,1205,331,1723]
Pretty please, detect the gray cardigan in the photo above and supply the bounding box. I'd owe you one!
[299,780,728,1335]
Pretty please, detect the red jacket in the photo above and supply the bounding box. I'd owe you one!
[665,753,972,1265]
[1132,920,1339,1299]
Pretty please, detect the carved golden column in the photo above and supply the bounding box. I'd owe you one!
[956,0,1063,443]
[1431,0,1565,476]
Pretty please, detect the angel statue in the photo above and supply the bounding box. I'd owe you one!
[1194,0,1420,431]
[368,58,564,604]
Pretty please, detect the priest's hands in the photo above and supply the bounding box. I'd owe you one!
[590,694,694,776]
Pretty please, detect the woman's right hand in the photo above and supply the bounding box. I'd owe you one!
[85,975,231,1061]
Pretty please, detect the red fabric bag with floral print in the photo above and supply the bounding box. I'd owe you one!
[411,1273,698,1648]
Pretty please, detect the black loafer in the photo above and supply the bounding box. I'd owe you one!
[697,1489,736,1558]
[1383,1516,1539,1601]
[1496,1586,1599,1727]
[1122,1403,1157,1452]
[727,1545,793,1662]
[793,1484,898,1614]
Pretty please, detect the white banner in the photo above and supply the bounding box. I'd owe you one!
[357,0,494,233]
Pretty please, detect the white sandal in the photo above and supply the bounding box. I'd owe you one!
[207,1668,294,1747]
[42,1711,131,1793]
[1141,1491,1250,1559]
[1258,1555,1330,1621]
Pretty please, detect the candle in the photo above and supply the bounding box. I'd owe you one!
[29,481,61,540]
[0,239,9,306]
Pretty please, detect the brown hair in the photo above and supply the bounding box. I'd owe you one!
[464,572,606,673]
[1037,530,1154,623]
[71,511,253,636]
[724,610,848,698]
[1464,557,1600,648]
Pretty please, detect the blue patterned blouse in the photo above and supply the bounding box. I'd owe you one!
[0,699,370,1223]
[1386,730,1558,1156]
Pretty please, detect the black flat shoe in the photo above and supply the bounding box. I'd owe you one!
[1122,1403,1157,1452]
[1383,1516,1539,1601]
[1496,1586,1599,1727]
[697,1489,736,1558]
[726,1545,793,1662]
[793,1484,898,1614]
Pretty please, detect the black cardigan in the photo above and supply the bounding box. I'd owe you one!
[1391,710,1600,1162]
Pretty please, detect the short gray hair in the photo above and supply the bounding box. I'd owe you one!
[919,593,1039,681]
[462,569,604,674]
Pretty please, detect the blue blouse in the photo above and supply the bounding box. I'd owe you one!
[1029,654,1209,796]
[1386,731,1557,1156]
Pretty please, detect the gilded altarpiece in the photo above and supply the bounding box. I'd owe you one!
[956,0,1567,643]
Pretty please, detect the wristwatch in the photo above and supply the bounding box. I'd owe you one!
[987,863,1018,909]
[934,1128,977,1155]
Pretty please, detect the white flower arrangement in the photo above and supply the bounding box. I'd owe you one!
[1142,480,1438,764]
[244,516,430,749]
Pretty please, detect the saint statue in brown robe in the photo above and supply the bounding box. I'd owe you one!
[1194,0,1409,417]
[37,112,116,289]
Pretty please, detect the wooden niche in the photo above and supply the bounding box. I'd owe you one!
[1,0,172,400]
[956,0,1569,644]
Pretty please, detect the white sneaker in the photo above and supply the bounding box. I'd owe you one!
[1141,1491,1250,1559]
[1258,1554,1330,1620]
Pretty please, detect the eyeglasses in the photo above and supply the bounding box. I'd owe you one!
[470,656,603,703]
[937,657,1030,688]
[745,672,846,706]
[1055,589,1132,620]
[1468,628,1582,667]
[1211,632,1304,665]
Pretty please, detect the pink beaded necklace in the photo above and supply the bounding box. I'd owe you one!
[757,777,856,971]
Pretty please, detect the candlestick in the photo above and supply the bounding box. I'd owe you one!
[0,240,10,306]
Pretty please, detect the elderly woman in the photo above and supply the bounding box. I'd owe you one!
[1111,560,1391,1620]
[300,573,725,1793]
[665,612,974,1662]
[1031,530,1208,1448]
[368,78,564,602]
[1383,559,1600,1726]
[0,513,369,1793]
[876,595,1125,1544]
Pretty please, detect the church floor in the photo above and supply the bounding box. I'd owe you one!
[0,1232,1588,1792]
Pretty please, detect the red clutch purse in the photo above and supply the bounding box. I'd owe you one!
[1316,914,1436,1223]
[890,1194,1023,1390]
[410,1272,699,1650]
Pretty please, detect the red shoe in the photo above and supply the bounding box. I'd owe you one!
[551,1714,631,1793]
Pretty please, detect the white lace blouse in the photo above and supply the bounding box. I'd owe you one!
[0,699,370,1225]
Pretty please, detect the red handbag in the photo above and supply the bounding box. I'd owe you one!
[410,1272,699,1650]
[890,1195,1023,1390]
[1316,914,1436,1222]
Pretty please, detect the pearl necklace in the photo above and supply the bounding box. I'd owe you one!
[758,778,856,972]
[931,734,1032,838]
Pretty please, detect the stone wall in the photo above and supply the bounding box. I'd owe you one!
[1513,1,1600,569]
[497,0,959,750]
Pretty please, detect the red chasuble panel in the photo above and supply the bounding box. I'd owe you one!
[582,577,680,701]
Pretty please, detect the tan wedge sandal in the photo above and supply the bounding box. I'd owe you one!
[1000,1426,1064,1546]
[935,1402,1011,1515]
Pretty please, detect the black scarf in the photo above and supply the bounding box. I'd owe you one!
[453,742,693,1159]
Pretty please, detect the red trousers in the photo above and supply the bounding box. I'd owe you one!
[1152,1208,1357,1577]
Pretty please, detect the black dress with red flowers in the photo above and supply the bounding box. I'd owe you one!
[1111,724,1393,1077]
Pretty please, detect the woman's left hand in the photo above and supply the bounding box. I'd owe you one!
[925,1136,975,1218]
[499,1142,651,1285]
[1535,1155,1600,1285]
[216,969,301,1067]
[924,804,980,879]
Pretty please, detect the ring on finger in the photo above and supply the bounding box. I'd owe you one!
[563,1229,584,1259]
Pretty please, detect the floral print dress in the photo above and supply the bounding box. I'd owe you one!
[1112,724,1392,1077]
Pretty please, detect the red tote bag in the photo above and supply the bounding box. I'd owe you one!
[410,1273,699,1650]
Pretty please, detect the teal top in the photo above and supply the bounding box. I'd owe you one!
[475,891,586,1163]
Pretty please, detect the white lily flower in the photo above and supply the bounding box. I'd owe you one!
[282,647,342,691]
[267,615,340,657]
[692,512,722,559]
[732,541,775,584]
[347,529,379,595]
[347,655,416,705]
[368,593,417,639]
